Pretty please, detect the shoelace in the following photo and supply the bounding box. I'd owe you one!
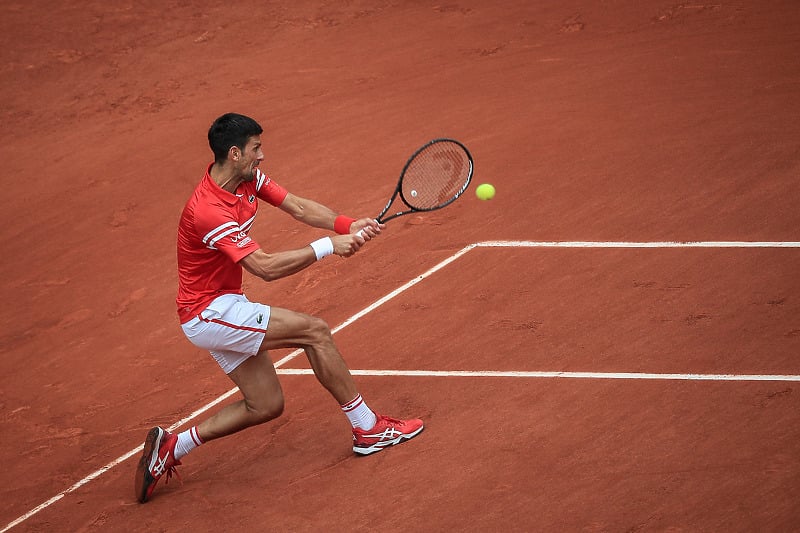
[353,415,407,438]
[163,461,183,485]
[377,415,404,426]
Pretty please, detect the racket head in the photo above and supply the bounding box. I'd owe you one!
[378,138,473,222]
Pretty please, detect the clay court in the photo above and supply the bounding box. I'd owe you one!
[2,1,800,531]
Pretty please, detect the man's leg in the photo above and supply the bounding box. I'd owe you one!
[134,348,284,503]
[257,307,358,404]
[190,307,353,444]
[255,307,423,455]
[195,349,285,442]
[137,306,423,502]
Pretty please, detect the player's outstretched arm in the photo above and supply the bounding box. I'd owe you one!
[239,234,365,282]
[278,192,384,237]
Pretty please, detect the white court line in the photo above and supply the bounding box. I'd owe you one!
[4,240,799,532]
[279,368,800,381]
[475,241,800,248]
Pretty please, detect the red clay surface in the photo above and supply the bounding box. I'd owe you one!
[2,1,800,531]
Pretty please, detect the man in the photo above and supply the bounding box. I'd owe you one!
[135,113,423,503]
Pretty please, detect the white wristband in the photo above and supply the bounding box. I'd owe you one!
[309,237,334,261]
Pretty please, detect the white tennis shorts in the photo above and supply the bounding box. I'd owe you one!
[181,293,271,374]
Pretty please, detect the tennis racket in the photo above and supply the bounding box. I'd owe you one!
[360,138,473,234]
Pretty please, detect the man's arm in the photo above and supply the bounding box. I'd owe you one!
[239,234,364,282]
[278,192,384,237]
[240,191,388,282]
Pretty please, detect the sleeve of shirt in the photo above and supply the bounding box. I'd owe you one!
[255,169,289,206]
[194,201,261,264]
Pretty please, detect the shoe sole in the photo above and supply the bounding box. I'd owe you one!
[353,425,424,456]
[134,427,164,503]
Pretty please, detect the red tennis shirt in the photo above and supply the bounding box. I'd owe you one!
[176,164,288,323]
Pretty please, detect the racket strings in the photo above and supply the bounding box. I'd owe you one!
[401,142,472,210]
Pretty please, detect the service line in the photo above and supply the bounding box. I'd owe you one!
[279,368,800,381]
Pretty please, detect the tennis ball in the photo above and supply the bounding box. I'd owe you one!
[476,183,496,200]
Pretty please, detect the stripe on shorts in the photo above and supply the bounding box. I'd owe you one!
[201,316,266,334]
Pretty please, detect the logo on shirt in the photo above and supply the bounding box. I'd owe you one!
[230,231,247,243]
[231,231,252,248]
[256,314,263,324]
[248,194,255,203]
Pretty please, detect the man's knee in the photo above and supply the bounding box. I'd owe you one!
[247,393,285,424]
[306,315,332,341]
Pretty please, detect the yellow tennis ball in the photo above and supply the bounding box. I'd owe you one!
[476,183,496,200]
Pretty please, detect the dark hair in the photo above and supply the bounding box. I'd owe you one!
[208,113,263,162]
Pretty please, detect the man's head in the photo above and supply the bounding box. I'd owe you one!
[208,113,263,163]
[208,113,264,182]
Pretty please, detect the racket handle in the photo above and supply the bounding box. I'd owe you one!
[355,218,382,240]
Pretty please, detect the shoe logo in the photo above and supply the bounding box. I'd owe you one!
[358,427,403,443]
[373,428,403,440]
[153,452,171,477]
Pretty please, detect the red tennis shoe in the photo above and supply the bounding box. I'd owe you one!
[135,426,181,503]
[352,414,424,455]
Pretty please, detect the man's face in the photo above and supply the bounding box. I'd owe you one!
[233,135,264,181]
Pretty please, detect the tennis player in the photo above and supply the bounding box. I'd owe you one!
[135,113,424,503]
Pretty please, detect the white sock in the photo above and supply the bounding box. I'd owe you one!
[174,426,204,460]
[340,394,378,430]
